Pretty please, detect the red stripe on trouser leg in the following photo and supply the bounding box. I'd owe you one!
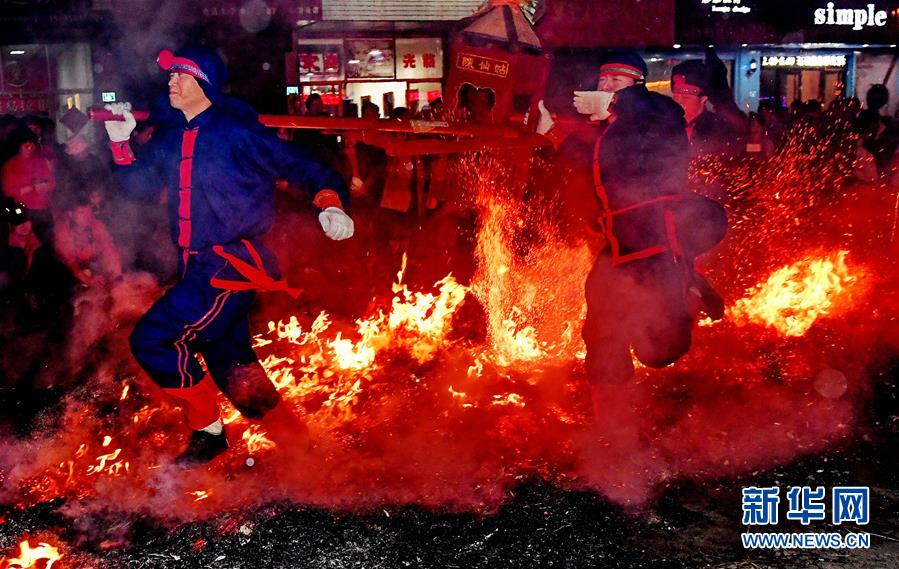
[163,379,220,430]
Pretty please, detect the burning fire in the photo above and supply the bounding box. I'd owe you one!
[242,426,276,454]
[469,170,592,368]
[1,116,890,545]
[729,250,856,336]
[261,253,467,367]
[2,541,61,569]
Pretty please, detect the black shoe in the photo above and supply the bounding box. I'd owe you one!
[687,272,725,321]
[175,429,228,468]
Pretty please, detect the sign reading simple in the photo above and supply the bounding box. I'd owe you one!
[813,2,888,30]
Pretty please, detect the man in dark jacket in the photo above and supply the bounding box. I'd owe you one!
[538,51,649,241]
[104,46,353,466]
[584,84,693,388]
[583,80,727,465]
[670,59,742,160]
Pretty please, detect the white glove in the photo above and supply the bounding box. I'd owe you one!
[536,99,555,135]
[104,102,137,142]
[573,91,615,121]
[318,207,354,240]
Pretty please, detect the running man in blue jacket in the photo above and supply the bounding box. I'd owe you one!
[104,46,354,466]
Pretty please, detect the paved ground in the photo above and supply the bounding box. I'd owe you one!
[1,425,895,568]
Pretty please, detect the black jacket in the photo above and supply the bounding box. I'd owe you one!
[597,85,689,258]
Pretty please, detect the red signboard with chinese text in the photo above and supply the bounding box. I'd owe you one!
[0,94,51,115]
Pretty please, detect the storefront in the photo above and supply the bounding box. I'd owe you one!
[288,36,445,117]
[758,52,852,108]
[0,43,95,138]
[675,0,898,111]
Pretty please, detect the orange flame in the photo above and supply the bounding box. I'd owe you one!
[255,252,471,427]
[468,164,591,368]
[86,448,125,476]
[241,426,276,454]
[730,250,856,336]
[2,540,61,569]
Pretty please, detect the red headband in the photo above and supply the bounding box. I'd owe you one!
[157,50,210,84]
[598,63,645,81]
[671,74,703,96]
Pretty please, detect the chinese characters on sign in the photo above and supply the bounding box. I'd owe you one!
[395,38,443,80]
[455,53,510,78]
[296,41,343,82]
[297,38,443,82]
[833,487,870,525]
[0,96,50,114]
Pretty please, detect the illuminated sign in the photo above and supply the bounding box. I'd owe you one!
[762,55,848,67]
[701,0,752,15]
[101,91,116,102]
[814,2,887,30]
[455,53,510,78]
[286,86,299,95]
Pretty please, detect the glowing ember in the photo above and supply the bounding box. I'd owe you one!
[86,448,128,477]
[241,426,276,454]
[188,490,210,502]
[729,251,856,337]
[491,393,525,408]
[448,386,474,408]
[2,540,61,569]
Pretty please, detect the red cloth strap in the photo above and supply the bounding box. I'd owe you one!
[664,208,685,258]
[592,133,687,267]
[211,240,302,299]
[608,194,681,217]
[312,189,344,210]
[162,378,220,430]
[109,140,135,165]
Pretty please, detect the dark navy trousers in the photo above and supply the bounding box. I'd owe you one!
[130,253,257,390]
